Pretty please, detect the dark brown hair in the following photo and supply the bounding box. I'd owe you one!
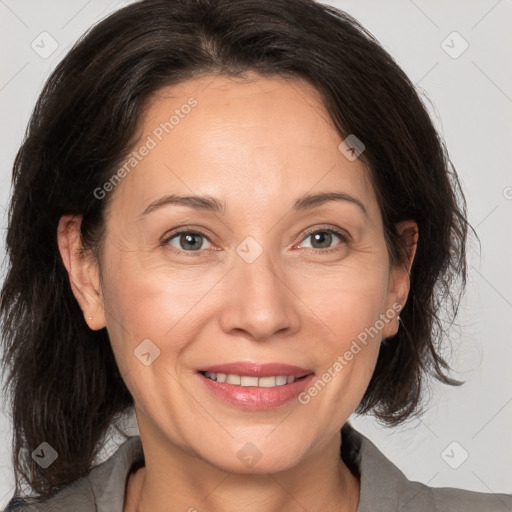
[1,0,469,501]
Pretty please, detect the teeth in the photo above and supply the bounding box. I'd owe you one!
[258,376,277,387]
[240,376,259,387]
[225,374,241,385]
[203,372,297,387]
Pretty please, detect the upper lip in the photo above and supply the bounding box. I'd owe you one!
[197,362,314,378]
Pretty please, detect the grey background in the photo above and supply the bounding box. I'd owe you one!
[1,0,511,507]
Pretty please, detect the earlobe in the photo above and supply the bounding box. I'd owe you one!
[57,214,106,330]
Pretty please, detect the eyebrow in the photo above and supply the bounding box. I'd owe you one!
[139,191,368,219]
[293,192,368,218]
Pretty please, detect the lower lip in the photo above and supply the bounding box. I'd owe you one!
[197,372,315,410]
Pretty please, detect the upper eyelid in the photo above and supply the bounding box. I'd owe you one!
[300,225,349,240]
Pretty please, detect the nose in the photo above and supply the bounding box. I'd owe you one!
[218,249,301,342]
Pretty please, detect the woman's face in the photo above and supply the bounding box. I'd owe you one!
[67,73,413,473]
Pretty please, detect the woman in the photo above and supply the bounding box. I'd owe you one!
[1,0,510,511]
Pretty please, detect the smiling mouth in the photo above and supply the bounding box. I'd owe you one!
[200,371,311,387]
[196,363,316,409]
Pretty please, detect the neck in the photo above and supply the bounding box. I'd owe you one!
[124,416,360,512]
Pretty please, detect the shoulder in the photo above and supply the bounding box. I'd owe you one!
[430,486,512,511]
[3,480,95,512]
[3,436,144,512]
[391,478,512,512]
[341,423,512,512]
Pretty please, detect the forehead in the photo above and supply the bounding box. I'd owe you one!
[107,73,379,222]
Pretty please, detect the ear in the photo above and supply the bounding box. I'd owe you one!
[57,214,106,330]
[382,219,419,338]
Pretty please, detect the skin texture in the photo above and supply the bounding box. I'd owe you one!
[57,73,418,512]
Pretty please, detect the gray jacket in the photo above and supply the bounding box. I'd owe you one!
[4,423,512,511]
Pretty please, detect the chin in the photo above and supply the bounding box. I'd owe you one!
[191,433,309,475]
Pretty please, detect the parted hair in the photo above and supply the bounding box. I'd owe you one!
[1,0,469,501]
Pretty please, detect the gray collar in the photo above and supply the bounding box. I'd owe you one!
[86,421,434,512]
[8,422,511,511]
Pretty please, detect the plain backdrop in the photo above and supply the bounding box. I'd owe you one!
[1,0,511,507]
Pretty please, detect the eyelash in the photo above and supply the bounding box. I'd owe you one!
[161,226,349,256]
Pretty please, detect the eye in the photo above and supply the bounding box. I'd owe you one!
[297,228,348,253]
[162,226,349,255]
[163,229,213,253]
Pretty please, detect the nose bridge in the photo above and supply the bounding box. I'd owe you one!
[237,240,281,297]
[219,239,298,340]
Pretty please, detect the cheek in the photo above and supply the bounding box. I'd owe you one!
[101,254,208,372]
[101,266,206,421]
[101,247,239,400]
[292,255,389,411]
[296,255,390,344]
